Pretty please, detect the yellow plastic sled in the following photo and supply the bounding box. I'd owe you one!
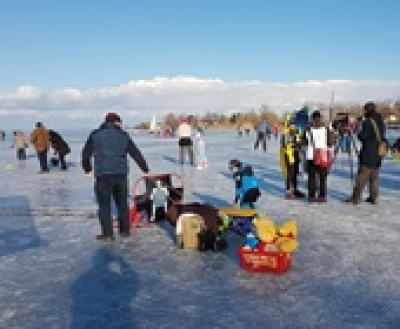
[218,207,257,218]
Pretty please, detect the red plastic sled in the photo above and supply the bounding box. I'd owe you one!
[114,173,184,229]
[238,247,292,274]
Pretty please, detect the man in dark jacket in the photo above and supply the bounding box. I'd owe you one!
[49,130,70,170]
[82,113,150,242]
[346,102,385,205]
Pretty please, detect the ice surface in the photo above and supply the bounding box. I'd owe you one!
[0,128,400,329]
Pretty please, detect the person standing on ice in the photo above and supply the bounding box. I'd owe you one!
[254,119,271,152]
[196,131,208,169]
[12,131,28,160]
[346,102,385,205]
[30,122,51,173]
[281,120,305,200]
[177,117,194,165]
[304,111,333,203]
[81,113,150,242]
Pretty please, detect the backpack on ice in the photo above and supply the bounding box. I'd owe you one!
[176,213,205,249]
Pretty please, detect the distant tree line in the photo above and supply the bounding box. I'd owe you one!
[134,100,400,129]
[162,107,279,130]
[317,100,400,122]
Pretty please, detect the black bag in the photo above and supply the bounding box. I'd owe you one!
[198,229,215,252]
[178,137,193,147]
[214,233,228,251]
[50,157,59,166]
[198,229,228,252]
[154,207,166,222]
[370,119,388,157]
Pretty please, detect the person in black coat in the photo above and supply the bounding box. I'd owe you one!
[346,102,385,205]
[81,113,150,241]
[49,129,70,170]
[392,137,400,154]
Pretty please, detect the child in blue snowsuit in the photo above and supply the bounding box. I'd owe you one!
[229,159,261,208]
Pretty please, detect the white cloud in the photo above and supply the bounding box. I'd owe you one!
[0,76,399,129]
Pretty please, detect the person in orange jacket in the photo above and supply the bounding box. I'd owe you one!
[30,122,51,173]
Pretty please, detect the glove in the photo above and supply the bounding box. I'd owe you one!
[84,171,94,178]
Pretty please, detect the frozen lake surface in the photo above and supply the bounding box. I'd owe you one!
[0,128,400,329]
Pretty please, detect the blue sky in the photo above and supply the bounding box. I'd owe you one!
[1,0,400,128]
[1,0,400,89]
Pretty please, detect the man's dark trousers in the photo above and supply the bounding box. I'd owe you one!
[38,151,49,172]
[352,166,379,202]
[95,176,129,237]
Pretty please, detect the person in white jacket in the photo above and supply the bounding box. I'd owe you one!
[304,111,334,202]
[177,117,194,165]
[12,131,28,160]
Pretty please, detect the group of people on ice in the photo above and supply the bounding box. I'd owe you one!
[279,102,387,205]
[79,100,391,242]
[9,123,71,172]
[229,101,389,206]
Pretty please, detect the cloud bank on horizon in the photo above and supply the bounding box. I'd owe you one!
[0,76,399,129]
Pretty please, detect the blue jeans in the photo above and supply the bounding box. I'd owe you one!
[95,176,129,237]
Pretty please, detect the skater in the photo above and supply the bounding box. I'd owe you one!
[273,125,279,139]
[49,129,70,170]
[304,111,334,203]
[254,119,270,152]
[30,122,50,173]
[228,159,261,209]
[281,121,306,199]
[12,131,28,160]
[346,102,385,205]
[196,132,208,169]
[82,112,150,242]
[177,117,194,165]
[392,137,400,154]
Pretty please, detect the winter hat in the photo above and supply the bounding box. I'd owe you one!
[364,102,376,114]
[229,159,242,169]
[105,112,122,123]
[181,117,188,123]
